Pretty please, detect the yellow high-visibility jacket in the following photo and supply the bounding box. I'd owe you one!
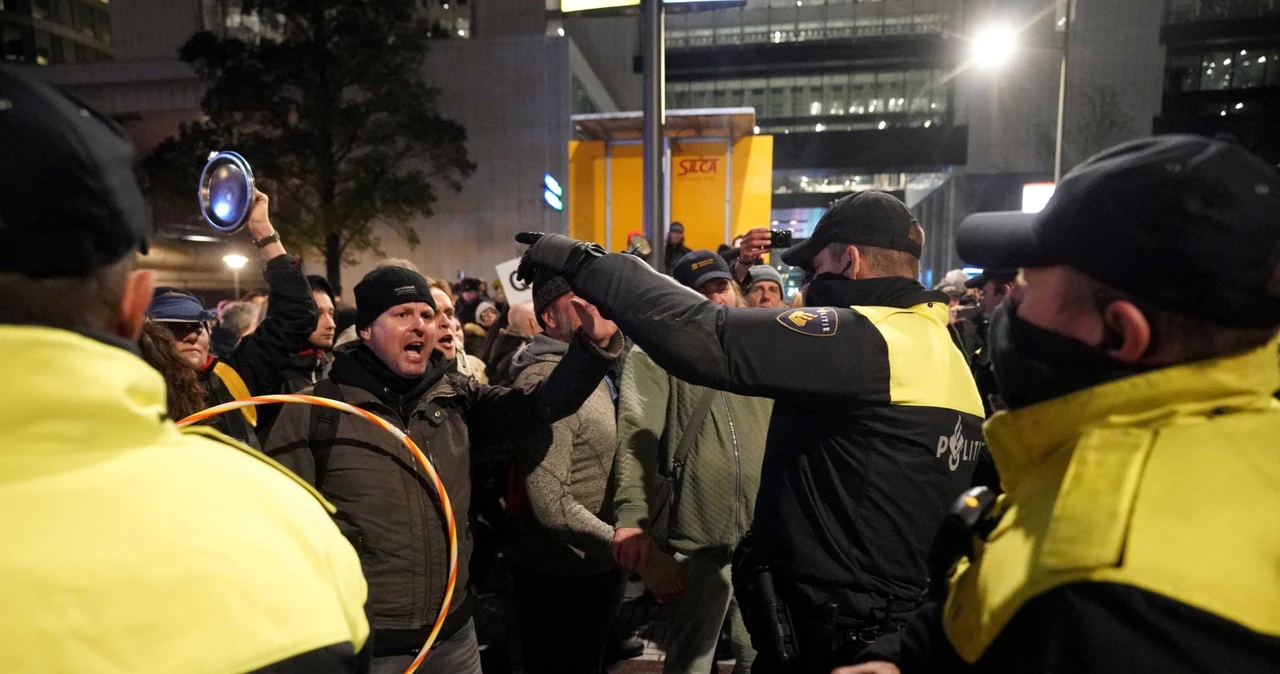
[939,340,1280,671]
[0,325,369,673]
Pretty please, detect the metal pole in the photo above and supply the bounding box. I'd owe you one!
[232,268,241,299]
[642,0,666,273]
[604,142,614,252]
[1053,0,1073,184]
[723,138,734,246]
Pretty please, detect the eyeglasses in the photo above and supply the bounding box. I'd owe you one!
[159,321,210,340]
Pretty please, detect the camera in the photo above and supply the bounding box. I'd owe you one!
[770,229,793,248]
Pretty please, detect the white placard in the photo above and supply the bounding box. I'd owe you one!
[495,258,535,307]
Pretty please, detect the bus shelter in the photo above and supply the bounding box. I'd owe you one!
[568,108,773,254]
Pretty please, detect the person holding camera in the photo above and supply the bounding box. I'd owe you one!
[514,191,984,673]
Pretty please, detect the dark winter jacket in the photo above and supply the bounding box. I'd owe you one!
[508,335,618,577]
[201,254,318,447]
[263,329,623,643]
[255,349,334,442]
[486,328,535,386]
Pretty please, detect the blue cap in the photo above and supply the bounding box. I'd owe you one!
[146,289,217,323]
[672,250,733,291]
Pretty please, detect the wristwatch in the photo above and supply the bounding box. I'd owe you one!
[252,232,281,249]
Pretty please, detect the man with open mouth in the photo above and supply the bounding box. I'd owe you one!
[263,265,624,674]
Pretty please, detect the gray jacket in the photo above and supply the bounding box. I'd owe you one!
[508,334,618,576]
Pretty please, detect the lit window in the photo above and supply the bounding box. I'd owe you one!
[809,101,821,115]
[877,120,886,130]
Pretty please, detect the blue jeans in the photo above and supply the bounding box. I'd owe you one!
[369,619,483,674]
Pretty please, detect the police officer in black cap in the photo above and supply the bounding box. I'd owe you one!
[843,135,1280,674]
[514,191,985,672]
[964,268,1018,416]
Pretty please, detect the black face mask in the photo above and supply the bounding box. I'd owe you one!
[988,302,1151,410]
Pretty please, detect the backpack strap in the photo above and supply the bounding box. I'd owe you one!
[212,361,258,427]
[671,388,718,473]
[307,378,344,487]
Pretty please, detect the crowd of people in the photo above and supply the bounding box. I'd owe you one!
[4,64,1280,674]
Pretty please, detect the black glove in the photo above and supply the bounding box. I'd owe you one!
[514,232,605,284]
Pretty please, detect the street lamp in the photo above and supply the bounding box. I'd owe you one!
[971,3,1074,184]
[969,23,1017,71]
[223,253,248,299]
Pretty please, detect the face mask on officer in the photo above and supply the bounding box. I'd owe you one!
[987,300,1153,410]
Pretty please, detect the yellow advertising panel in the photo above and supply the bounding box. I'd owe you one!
[568,135,773,254]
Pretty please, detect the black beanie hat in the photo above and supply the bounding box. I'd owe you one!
[354,266,436,330]
[533,274,572,316]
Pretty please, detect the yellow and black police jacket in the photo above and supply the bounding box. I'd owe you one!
[570,254,986,605]
[0,324,370,673]
[877,338,1280,672]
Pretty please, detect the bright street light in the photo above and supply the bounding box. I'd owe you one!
[970,23,1017,70]
[223,254,248,298]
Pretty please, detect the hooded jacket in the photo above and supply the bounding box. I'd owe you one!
[263,329,623,643]
[507,334,619,576]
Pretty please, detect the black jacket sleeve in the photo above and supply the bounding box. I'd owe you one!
[569,253,890,401]
[464,329,623,446]
[226,254,319,396]
[867,582,1280,674]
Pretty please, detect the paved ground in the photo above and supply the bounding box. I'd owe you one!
[474,577,736,674]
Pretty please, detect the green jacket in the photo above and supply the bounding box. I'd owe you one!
[613,347,772,560]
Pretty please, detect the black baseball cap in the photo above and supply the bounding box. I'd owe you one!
[672,250,733,291]
[957,135,1280,329]
[0,66,147,278]
[782,191,922,272]
[964,268,1018,289]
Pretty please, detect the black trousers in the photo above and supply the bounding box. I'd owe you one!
[512,564,623,674]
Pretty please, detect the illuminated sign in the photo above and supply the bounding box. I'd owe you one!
[561,0,744,12]
[561,0,636,11]
[544,189,564,211]
[1022,182,1056,214]
[544,173,563,197]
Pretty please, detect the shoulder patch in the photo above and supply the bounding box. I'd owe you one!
[776,307,839,337]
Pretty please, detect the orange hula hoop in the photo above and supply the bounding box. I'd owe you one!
[178,394,456,674]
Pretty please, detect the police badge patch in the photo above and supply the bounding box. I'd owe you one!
[776,307,838,336]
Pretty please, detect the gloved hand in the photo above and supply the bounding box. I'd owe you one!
[515,232,605,284]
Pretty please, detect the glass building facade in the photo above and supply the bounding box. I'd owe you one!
[1,0,112,64]
[667,68,950,132]
[665,0,962,48]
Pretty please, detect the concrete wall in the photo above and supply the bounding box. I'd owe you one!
[109,0,202,62]
[474,0,548,38]
[564,14,641,110]
[958,0,1165,177]
[336,35,573,288]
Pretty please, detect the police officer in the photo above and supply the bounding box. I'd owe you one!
[963,268,1017,417]
[843,135,1280,674]
[515,191,985,672]
[0,66,370,672]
